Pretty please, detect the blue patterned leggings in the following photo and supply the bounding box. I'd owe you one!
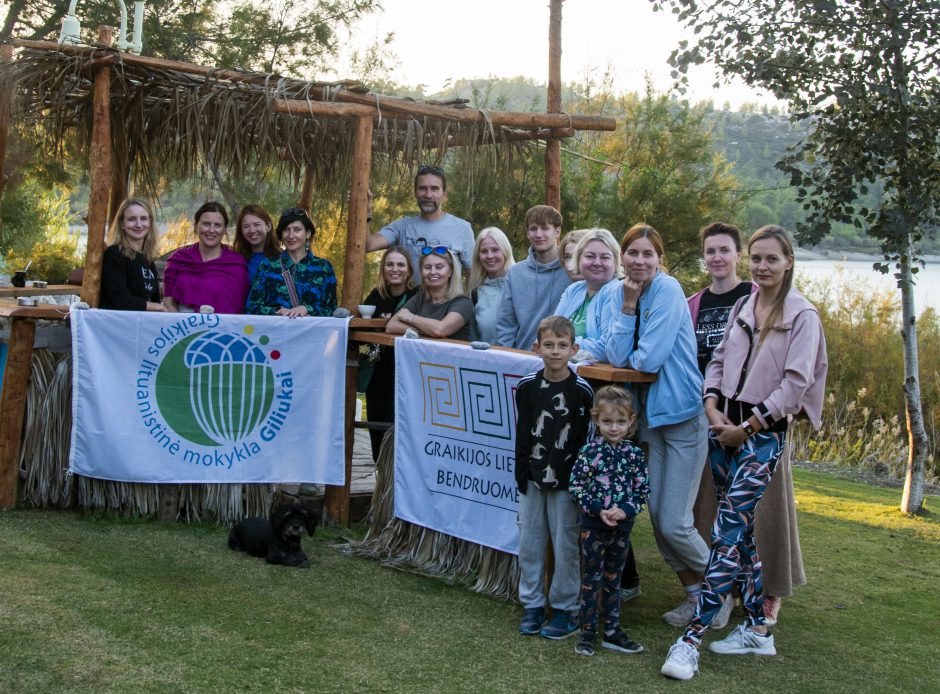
[579,521,634,635]
[683,431,786,647]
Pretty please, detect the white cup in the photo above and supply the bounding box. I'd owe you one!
[357,304,376,318]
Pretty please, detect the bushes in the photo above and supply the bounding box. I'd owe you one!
[3,230,82,284]
[794,273,938,480]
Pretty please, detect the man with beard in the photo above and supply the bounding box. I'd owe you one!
[366,165,475,283]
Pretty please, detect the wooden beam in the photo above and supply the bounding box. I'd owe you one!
[270,100,377,118]
[545,0,563,210]
[13,38,615,132]
[80,26,114,307]
[0,44,13,214]
[324,113,373,526]
[0,318,36,509]
[271,98,614,131]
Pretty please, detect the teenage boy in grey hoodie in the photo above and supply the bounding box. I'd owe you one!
[495,205,572,350]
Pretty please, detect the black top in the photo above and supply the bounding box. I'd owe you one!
[99,244,160,311]
[362,286,419,402]
[514,368,594,493]
[694,281,754,375]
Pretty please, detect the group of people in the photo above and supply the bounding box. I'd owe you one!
[97,165,828,681]
[100,199,336,317]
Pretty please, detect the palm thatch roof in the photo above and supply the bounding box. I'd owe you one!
[4,40,612,192]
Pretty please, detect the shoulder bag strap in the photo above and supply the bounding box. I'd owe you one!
[280,259,301,308]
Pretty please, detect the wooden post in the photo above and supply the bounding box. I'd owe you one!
[81,26,114,307]
[544,0,563,210]
[324,114,373,525]
[0,318,36,509]
[0,44,13,214]
[298,165,314,214]
[109,148,129,223]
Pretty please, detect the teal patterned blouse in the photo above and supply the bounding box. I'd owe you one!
[245,251,337,316]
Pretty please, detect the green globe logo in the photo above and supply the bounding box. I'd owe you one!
[155,330,275,446]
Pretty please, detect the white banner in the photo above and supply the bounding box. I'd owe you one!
[394,339,544,554]
[69,310,347,484]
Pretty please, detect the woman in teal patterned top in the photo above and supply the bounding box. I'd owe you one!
[246,208,337,317]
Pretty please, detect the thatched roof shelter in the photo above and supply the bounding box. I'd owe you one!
[5,39,612,193]
[0,30,615,521]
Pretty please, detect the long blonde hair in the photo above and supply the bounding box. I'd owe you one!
[108,198,158,263]
[468,227,515,292]
[420,248,464,301]
[749,224,795,344]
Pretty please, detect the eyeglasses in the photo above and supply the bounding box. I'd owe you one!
[417,165,445,177]
[420,245,449,257]
[281,207,308,218]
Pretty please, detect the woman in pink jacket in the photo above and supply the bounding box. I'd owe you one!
[661,225,828,681]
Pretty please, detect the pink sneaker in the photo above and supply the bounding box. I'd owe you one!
[763,595,781,626]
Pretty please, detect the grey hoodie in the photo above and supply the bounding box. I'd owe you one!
[495,248,572,350]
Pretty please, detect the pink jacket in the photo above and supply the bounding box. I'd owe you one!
[704,287,828,430]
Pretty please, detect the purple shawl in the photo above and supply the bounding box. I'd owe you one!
[163,243,249,314]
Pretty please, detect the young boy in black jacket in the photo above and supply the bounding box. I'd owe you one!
[514,316,594,640]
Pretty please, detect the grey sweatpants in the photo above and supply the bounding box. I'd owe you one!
[641,412,710,575]
[517,485,580,614]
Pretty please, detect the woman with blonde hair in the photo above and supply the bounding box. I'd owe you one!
[559,229,588,282]
[100,197,166,311]
[554,228,622,362]
[468,226,515,343]
[661,225,827,681]
[360,247,419,460]
[387,246,473,341]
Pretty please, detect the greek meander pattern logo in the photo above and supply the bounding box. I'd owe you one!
[420,362,521,440]
[420,362,462,430]
[460,368,512,440]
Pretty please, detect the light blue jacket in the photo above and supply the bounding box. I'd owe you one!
[553,278,620,361]
[605,271,703,428]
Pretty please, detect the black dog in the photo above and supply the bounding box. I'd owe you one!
[228,504,317,568]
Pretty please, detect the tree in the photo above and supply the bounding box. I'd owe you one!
[656,0,940,513]
[1,0,380,77]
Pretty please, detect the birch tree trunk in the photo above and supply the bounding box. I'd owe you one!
[899,236,927,513]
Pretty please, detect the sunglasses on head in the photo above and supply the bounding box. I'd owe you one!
[281,207,308,218]
[417,165,445,177]
[421,245,449,257]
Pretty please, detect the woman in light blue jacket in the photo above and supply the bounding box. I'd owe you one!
[606,223,710,629]
[553,228,622,362]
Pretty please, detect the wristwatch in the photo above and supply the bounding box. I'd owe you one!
[741,421,756,437]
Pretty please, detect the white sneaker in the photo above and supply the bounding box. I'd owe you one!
[709,623,776,655]
[711,595,735,630]
[661,639,699,680]
[661,595,697,627]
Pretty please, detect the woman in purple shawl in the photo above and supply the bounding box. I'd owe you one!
[163,202,249,314]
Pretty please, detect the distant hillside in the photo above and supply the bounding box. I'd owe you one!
[388,77,938,255]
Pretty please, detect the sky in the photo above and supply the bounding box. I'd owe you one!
[329,0,778,108]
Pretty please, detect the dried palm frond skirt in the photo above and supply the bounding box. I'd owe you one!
[342,427,520,601]
[17,349,274,523]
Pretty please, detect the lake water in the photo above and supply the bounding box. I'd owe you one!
[795,259,940,315]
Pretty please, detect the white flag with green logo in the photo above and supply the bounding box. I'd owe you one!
[69,310,347,484]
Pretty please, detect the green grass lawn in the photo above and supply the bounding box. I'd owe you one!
[1,470,936,693]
